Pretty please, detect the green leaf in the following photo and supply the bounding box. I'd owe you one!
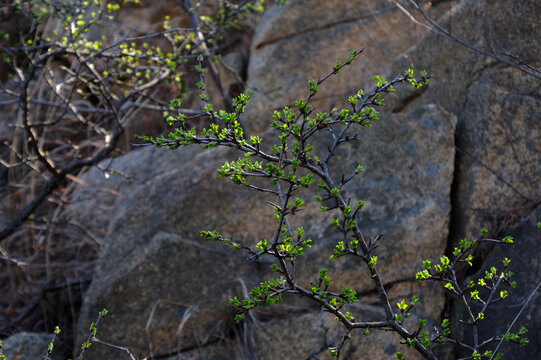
[368,256,378,269]
[308,79,319,95]
[481,227,488,237]
[256,239,269,251]
[235,314,245,323]
[328,347,338,357]
[416,270,430,280]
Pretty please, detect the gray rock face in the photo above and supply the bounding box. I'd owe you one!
[72,146,273,359]
[72,103,455,359]
[254,306,427,360]
[1,332,69,360]
[244,0,452,134]
[70,0,540,359]
[388,0,541,243]
[76,231,264,359]
[278,104,457,301]
[384,0,541,358]
[452,66,541,242]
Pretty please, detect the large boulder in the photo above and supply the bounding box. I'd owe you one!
[71,1,458,359]
[389,0,541,242]
[451,66,540,242]
[72,101,456,359]
[244,0,453,133]
[385,0,541,357]
[76,231,264,359]
[70,0,540,359]
[72,146,273,359]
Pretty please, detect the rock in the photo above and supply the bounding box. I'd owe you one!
[384,0,541,357]
[394,0,540,111]
[217,51,248,98]
[70,0,541,359]
[162,341,240,360]
[247,272,447,359]
[73,145,275,359]
[250,277,445,360]
[1,332,69,360]
[388,0,541,241]
[253,308,417,360]
[66,144,192,243]
[75,231,265,359]
[73,101,455,359]
[72,1,459,357]
[451,66,541,242]
[244,0,453,134]
[451,205,541,359]
[268,104,457,300]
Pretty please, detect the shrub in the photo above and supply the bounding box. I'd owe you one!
[140,51,529,359]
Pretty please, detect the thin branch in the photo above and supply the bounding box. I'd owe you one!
[489,280,541,359]
[391,0,541,80]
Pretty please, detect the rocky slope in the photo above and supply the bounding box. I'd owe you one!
[4,0,539,359]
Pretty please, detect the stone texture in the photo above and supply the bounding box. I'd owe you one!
[72,146,275,359]
[451,205,541,359]
[451,66,541,242]
[73,101,455,358]
[282,104,457,295]
[388,0,541,244]
[383,0,541,247]
[253,308,417,360]
[163,341,240,360]
[383,1,541,358]
[247,278,445,360]
[389,0,540,114]
[244,0,452,134]
[71,1,457,358]
[1,332,69,360]
[67,0,541,359]
[75,231,264,359]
